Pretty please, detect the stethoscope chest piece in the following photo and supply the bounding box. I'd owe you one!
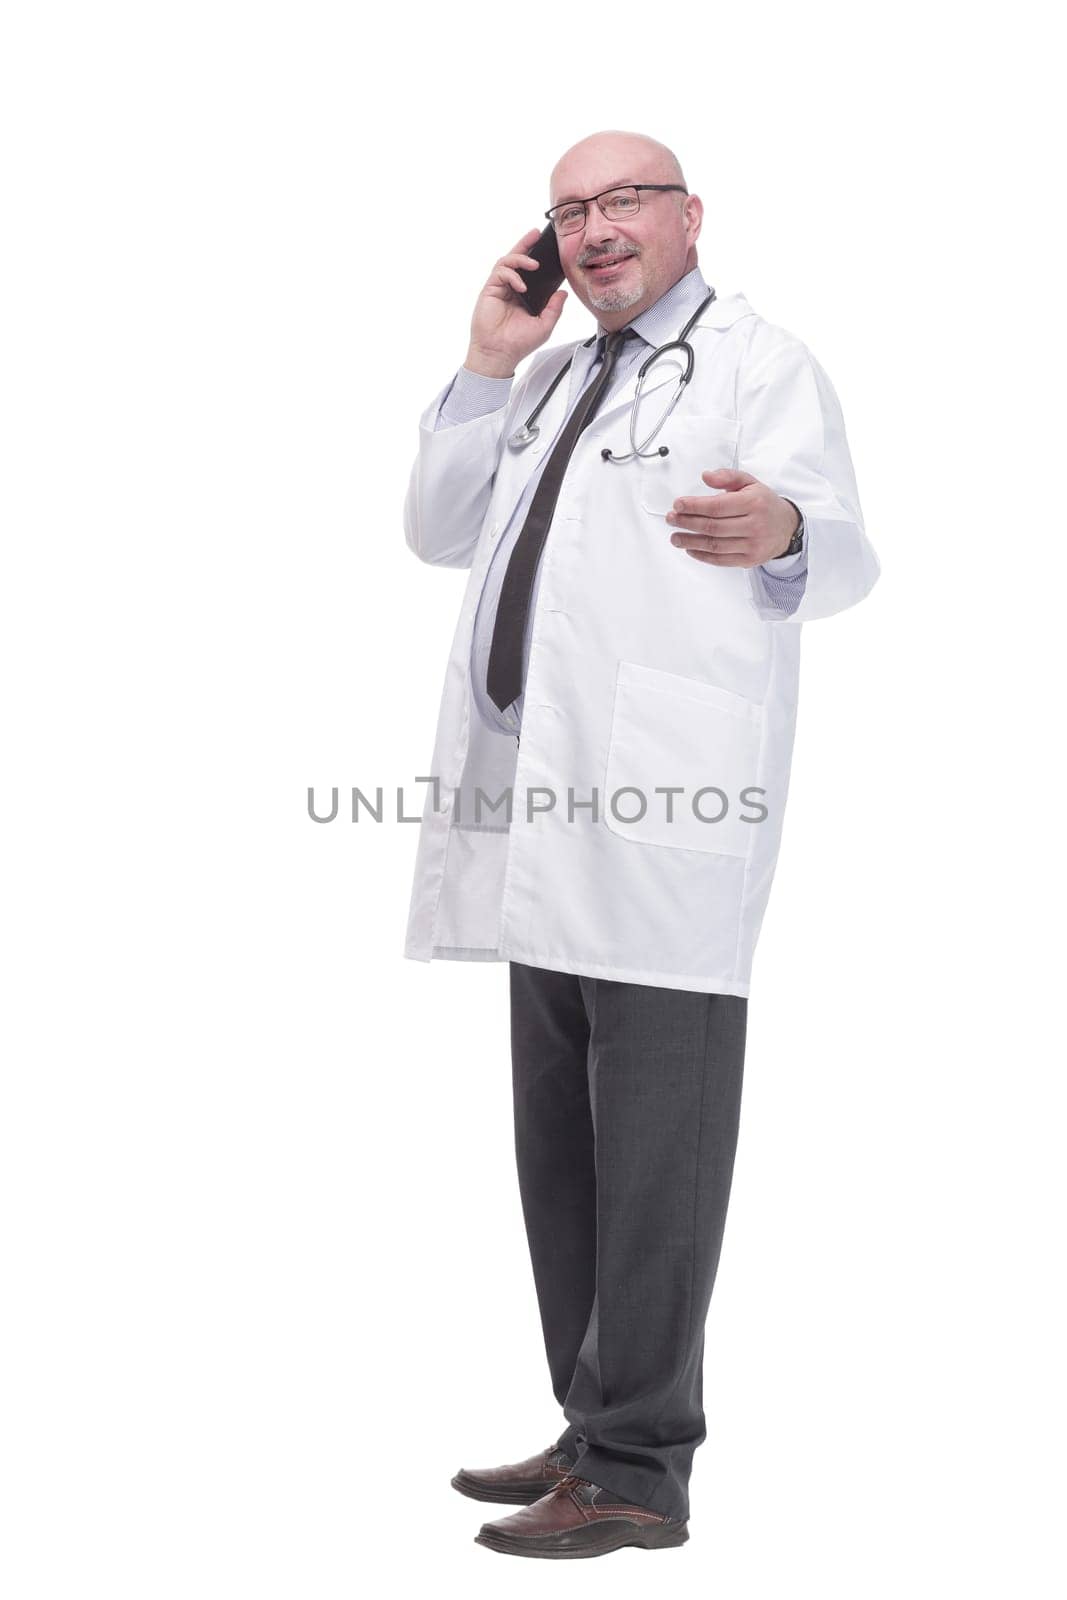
[508,423,540,450]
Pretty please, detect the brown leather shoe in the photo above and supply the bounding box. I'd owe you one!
[474,1474,689,1558]
[451,1444,575,1505]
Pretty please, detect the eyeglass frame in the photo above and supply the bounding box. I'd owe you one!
[544,183,689,235]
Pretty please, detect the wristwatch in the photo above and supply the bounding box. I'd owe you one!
[780,498,805,558]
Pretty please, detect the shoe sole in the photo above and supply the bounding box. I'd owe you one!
[474,1521,689,1558]
[451,1471,559,1505]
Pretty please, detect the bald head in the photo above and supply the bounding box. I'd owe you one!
[549,130,687,206]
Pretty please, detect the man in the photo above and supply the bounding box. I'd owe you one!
[401,129,879,1559]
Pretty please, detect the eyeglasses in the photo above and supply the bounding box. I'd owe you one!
[545,184,688,236]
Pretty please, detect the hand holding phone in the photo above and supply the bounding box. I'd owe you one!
[465,227,568,377]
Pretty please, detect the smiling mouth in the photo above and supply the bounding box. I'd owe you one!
[586,254,634,273]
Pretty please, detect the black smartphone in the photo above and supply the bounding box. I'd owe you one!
[514,224,564,317]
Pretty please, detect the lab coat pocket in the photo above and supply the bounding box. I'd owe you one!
[603,660,764,858]
[636,413,741,515]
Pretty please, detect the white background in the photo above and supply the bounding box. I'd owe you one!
[2,2,1063,1595]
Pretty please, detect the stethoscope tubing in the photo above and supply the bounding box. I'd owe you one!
[506,288,717,457]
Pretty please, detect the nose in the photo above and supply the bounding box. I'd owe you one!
[584,211,618,252]
[585,216,627,259]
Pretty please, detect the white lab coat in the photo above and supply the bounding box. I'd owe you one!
[402,289,879,995]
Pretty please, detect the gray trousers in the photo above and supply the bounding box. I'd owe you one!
[509,960,748,1523]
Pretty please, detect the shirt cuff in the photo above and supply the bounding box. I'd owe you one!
[438,365,515,426]
[761,544,808,575]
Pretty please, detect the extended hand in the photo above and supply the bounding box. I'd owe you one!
[665,468,800,567]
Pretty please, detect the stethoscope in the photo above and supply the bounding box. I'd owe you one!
[506,287,716,462]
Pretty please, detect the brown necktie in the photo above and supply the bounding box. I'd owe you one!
[486,327,633,712]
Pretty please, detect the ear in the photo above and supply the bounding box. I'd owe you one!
[683,191,703,247]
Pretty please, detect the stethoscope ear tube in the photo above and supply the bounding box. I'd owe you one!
[602,445,668,459]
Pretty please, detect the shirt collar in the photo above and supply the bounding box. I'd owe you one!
[594,265,713,351]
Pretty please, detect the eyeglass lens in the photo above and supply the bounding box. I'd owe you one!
[553,187,642,235]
